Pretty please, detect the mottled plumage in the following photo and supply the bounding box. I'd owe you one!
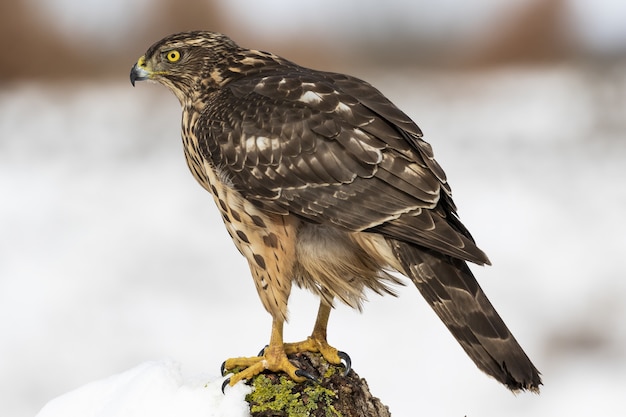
[131,31,541,392]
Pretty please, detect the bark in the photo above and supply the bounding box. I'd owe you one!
[245,351,391,417]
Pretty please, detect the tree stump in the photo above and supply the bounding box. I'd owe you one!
[244,351,391,417]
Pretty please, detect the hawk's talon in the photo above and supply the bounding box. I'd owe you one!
[338,351,351,375]
[257,345,269,357]
[220,360,227,377]
[221,377,231,394]
[295,369,319,384]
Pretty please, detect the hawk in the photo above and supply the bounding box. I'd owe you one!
[130,31,541,392]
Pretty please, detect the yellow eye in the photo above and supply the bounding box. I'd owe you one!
[166,50,181,63]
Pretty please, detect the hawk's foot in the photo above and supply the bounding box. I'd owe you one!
[284,337,351,374]
[221,344,317,388]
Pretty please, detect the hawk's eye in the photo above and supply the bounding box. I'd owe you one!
[165,50,181,63]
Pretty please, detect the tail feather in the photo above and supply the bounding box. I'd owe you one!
[389,239,541,392]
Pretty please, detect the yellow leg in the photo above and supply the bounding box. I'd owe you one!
[223,299,349,387]
[284,299,344,366]
[223,318,306,386]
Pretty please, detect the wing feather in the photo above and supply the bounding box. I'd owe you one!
[197,68,489,264]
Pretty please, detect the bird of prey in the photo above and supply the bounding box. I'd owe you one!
[130,31,541,392]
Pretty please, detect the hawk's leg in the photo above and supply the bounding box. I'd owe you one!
[284,299,350,372]
[222,318,310,386]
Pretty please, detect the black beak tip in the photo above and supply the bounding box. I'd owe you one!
[130,65,137,87]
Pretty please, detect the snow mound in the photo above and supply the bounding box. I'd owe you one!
[36,360,251,417]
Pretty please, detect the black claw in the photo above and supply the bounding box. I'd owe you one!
[257,345,269,357]
[221,378,231,394]
[338,351,351,375]
[220,361,227,376]
[295,369,319,384]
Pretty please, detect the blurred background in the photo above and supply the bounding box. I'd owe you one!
[1,1,625,416]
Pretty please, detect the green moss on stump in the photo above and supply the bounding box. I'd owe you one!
[242,351,390,417]
[247,373,341,417]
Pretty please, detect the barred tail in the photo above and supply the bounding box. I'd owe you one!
[389,239,541,392]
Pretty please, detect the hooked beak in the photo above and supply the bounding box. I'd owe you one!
[130,56,150,86]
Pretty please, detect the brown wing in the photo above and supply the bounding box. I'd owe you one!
[196,68,489,265]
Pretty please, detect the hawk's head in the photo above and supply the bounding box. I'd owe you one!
[130,31,240,103]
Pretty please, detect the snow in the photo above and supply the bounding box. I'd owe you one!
[2,63,626,417]
[35,360,251,417]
